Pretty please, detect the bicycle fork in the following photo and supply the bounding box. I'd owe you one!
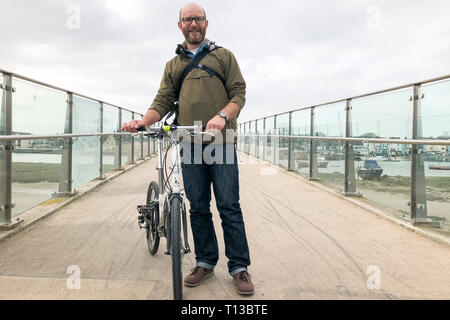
[164,195,191,255]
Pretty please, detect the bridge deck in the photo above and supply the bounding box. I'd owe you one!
[0,154,449,300]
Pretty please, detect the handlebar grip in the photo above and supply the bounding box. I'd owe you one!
[136,126,146,132]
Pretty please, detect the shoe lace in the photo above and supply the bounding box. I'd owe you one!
[238,271,251,282]
[190,266,201,274]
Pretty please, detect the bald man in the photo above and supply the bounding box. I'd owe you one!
[122,3,253,295]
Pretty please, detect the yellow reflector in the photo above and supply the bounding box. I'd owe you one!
[163,126,170,132]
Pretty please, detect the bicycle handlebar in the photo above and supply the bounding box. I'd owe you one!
[136,124,211,138]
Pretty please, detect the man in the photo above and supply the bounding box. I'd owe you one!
[121,3,254,295]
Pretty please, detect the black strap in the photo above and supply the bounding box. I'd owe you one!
[197,63,227,89]
[176,46,226,98]
[167,44,226,126]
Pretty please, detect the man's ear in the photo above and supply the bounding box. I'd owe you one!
[178,21,182,30]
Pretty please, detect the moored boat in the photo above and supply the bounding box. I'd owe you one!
[357,160,383,180]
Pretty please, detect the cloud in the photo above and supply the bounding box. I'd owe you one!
[1,0,450,123]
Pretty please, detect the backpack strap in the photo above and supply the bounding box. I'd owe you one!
[176,44,225,98]
[166,42,226,126]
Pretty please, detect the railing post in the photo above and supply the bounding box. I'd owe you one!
[115,108,122,170]
[263,118,266,161]
[131,113,135,163]
[288,112,294,171]
[410,84,438,227]
[55,92,74,197]
[273,116,277,164]
[254,121,258,158]
[0,73,22,229]
[309,107,319,180]
[344,99,360,196]
[99,102,104,179]
[140,117,144,160]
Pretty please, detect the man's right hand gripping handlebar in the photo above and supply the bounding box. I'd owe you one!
[121,119,147,133]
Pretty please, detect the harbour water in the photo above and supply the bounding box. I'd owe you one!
[12,153,115,165]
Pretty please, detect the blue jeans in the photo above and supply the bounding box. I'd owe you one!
[180,143,251,275]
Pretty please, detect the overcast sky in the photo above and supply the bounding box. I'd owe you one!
[1,0,450,123]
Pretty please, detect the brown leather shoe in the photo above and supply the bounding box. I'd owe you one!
[184,266,214,287]
[232,271,254,295]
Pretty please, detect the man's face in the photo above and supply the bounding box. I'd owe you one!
[178,7,208,46]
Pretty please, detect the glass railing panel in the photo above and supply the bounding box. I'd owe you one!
[314,102,346,187]
[121,110,133,165]
[102,104,119,174]
[238,124,243,152]
[276,113,289,169]
[264,117,274,163]
[256,119,264,159]
[72,96,101,189]
[419,80,450,226]
[133,114,143,161]
[11,138,61,216]
[291,109,310,176]
[350,87,413,139]
[248,121,256,156]
[11,78,67,135]
[143,137,150,157]
[134,134,143,161]
[10,78,67,216]
[351,141,412,219]
[244,122,249,154]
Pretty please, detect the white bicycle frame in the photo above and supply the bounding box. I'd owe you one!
[141,125,212,238]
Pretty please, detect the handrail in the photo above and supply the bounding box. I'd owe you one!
[2,132,449,145]
[0,132,141,141]
[0,68,141,116]
[242,73,450,122]
[238,134,450,146]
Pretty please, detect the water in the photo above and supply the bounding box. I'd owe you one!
[12,153,115,165]
[321,160,450,177]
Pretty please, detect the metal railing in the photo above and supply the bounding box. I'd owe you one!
[238,74,450,228]
[0,69,165,228]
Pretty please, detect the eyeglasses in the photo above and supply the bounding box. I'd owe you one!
[180,16,206,25]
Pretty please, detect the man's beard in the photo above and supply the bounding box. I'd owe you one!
[183,28,205,45]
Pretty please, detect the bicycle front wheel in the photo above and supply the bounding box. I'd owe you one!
[170,196,183,300]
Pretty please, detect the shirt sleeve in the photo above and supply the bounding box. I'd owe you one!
[149,62,177,119]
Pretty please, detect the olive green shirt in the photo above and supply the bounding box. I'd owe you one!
[149,40,246,143]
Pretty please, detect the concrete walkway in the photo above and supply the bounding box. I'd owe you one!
[0,154,449,300]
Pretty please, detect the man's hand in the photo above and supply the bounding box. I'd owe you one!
[121,119,146,133]
[205,115,226,133]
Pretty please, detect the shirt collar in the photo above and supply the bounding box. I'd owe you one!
[186,39,210,58]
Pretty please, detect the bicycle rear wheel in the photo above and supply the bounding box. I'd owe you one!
[170,196,183,300]
[146,181,160,255]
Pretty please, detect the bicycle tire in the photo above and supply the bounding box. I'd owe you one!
[170,196,183,300]
[146,181,160,255]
